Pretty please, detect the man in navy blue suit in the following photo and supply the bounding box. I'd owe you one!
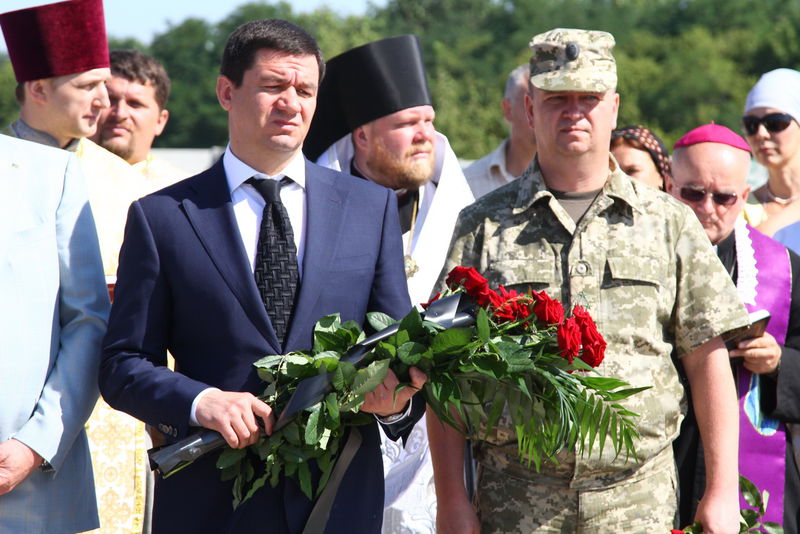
[99,19,426,533]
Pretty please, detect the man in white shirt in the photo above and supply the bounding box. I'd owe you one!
[464,65,537,199]
[99,18,426,534]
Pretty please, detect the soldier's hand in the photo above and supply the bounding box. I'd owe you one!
[436,497,480,534]
[729,331,781,375]
[195,390,274,449]
[361,367,427,418]
[694,487,740,534]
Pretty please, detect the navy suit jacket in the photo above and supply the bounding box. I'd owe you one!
[99,158,417,533]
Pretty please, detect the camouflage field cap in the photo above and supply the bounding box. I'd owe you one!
[529,28,617,92]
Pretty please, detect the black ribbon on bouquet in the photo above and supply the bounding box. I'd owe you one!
[148,292,475,477]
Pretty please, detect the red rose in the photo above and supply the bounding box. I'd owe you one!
[473,286,504,309]
[421,292,441,309]
[532,290,565,325]
[572,306,606,368]
[445,266,488,294]
[557,316,581,363]
[493,286,533,324]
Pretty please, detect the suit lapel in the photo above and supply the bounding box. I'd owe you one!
[284,163,348,349]
[181,159,280,351]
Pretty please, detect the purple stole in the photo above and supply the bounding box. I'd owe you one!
[735,223,791,524]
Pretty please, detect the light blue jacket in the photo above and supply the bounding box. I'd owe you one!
[0,134,109,533]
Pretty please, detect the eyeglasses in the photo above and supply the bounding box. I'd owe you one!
[679,187,738,206]
[741,113,795,136]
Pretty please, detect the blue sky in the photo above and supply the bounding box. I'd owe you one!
[1,0,382,52]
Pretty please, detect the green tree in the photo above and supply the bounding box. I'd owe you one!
[0,59,18,130]
[149,18,227,148]
[105,0,800,154]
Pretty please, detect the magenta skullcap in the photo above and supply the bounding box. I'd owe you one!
[673,123,751,153]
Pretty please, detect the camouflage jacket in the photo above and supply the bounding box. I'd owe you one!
[438,156,749,488]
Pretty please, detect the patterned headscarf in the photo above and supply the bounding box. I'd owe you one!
[611,125,672,182]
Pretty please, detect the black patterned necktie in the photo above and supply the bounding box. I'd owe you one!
[246,176,299,345]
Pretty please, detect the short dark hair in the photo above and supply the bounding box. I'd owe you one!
[109,49,171,109]
[220,19,324,87]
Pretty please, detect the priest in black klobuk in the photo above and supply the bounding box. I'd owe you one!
[304,34,474,533]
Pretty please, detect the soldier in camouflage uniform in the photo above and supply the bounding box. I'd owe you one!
[428,28,750,534]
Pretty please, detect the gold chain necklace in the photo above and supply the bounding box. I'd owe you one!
[404,195,419,278]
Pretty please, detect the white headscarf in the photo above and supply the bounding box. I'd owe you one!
[745,68,800,122]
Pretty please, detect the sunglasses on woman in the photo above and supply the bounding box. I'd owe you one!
[741,113,795,136]
[679,187,738,206]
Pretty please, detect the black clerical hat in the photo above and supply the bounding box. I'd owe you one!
[303,34,432,161]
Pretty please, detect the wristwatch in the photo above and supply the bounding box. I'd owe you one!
[375,400,412,424]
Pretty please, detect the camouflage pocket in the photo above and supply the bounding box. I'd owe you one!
[600,255,665,345]
[490,257,557,295]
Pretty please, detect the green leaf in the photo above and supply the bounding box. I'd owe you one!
[597,404,611,456]
[739,474,761,508]
[393,329,410,347]
[313,350,341,371]
[740,508,758,527]
[314,314,341,333]
[367,311,398,332]
[599,386,652,402]
[282,421,301,445]
[470,355,504,379]
[431,327,473,354]
[762,522,785,534]
[351,359,390,396]
[253,354,285,369]
[399,308,424,340]
[375,341,397,359]
[283,354,314,379]
[476,307,490,343]
[483,388,507,440]
[578,376,631,391]
[298,461,313,500]
[313,330,346,353]
[505,350,536,374]
[304,404,324,445]
[242,473,268,504]
[216,447,247,470]
[256,367,275,383]
[397,341,428,366]
[325,392,340,426]
[332,361,357,391]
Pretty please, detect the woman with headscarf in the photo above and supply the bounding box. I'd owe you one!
[741,68,800,236]
[610,125,672,190]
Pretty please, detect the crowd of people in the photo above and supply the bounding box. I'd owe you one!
[1,1,799,534]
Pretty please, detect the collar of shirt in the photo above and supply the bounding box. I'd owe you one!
[223,145,307,192]
[10,118,80,151]
[222,145,307,277]
[512,154,644,217]
[488,138,514,182]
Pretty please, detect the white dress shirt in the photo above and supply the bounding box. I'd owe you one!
[223,145,308,276]
[190,146,308,424]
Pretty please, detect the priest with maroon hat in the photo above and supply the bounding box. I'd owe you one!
[0,1,152,533]
[669,123,800,533]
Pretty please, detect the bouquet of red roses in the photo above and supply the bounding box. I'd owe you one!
[423,266,646,467]
[158,266,649,507]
